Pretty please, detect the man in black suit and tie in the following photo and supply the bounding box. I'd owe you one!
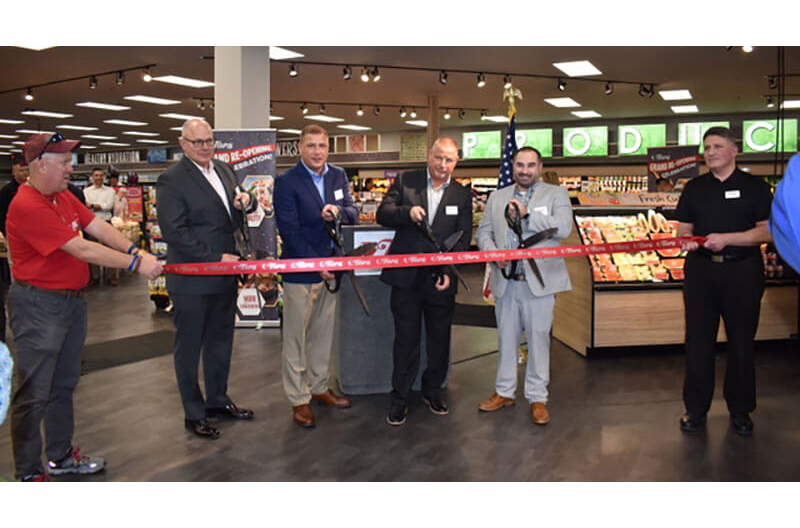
[157,119,257,439]
[377,137,472,426]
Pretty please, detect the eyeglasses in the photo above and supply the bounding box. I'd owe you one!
[182,137,214,148]
[36,133,65,161]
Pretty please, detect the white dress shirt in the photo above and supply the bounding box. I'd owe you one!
[83,184,116,222]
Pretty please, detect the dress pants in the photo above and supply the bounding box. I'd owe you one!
[7,283,87,479]
[389,282,455,406]
[683,253,764,416]
[171,288,236,421]
[281,281,337,406]
[493,280,554,403]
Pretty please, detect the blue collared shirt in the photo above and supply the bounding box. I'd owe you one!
[300,159,329,203]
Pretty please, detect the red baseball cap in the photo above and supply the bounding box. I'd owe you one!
[23,133,81,164]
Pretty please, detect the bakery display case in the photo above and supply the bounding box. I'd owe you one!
[553,206,798,356]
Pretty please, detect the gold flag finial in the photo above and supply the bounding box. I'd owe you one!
[503,84,523,118]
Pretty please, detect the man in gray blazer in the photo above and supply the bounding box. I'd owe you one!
[475,147,572,425]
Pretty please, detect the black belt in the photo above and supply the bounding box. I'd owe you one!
[14,279,86,298]
[695,251,759,263]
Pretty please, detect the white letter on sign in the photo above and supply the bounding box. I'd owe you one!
[745,121,775,152]
[618,127,642,155]
[565,129,591,156]
[462,134,478,157]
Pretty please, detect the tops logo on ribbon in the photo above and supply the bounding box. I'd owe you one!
[214,143,277,165]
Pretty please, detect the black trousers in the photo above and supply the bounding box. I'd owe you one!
[389,283,455,406]
[171,288,237,420]
[682,253,764,416]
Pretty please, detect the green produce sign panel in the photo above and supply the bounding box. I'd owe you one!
[516,129,553,157]
[462,130,501,159]
[563,126,608,157]
[617,124,666,155]
[742,119,798,153]
[678,121,730,153]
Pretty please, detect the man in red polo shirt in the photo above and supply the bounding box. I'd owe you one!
[6,133,163,481]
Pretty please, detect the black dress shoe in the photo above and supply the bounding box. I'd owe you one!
[730,412,754,437]
[422,394,449,416]
[206,403,254,420]
[386,404,408,426]
[185,419,221,439]
[679,413,706,433]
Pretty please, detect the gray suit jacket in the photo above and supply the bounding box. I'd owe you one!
[476,181,573,298]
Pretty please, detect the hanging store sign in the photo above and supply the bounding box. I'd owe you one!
[563,126,608,156]
[742,119,798,153]
[677,121,730,152]
[517,128,553,157]
[618,124,666,155]
[462,130,501,159]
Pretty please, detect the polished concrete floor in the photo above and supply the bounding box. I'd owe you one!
[1,268,800,481]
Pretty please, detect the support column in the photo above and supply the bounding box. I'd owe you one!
[426,93,439,148]
[213,46,270,129]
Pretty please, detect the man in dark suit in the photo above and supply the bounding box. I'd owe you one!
[157,119,257,439]
[377,137,472,426]
[274,124,358,428]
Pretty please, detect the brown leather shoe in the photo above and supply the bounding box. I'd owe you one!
[292,404,315,428]
[311,389,351,408]
[531,402,550,425]
[477,393,515,412]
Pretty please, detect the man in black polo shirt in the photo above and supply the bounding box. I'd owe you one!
[675,126,772,437]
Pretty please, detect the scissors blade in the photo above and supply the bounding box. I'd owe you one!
[348,242,378,258]
[347,271,371,316]
[526,258,545,288]
[443,230,464,252]
[519,227,559,248]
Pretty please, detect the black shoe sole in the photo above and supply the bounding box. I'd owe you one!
[422,397,449,416]
[386,415,406,426]
[679,422,706,433]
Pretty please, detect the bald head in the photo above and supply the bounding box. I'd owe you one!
[427,137,460,184]
[179,119,215,168]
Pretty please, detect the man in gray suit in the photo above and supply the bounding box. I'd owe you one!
[476,147,572,425]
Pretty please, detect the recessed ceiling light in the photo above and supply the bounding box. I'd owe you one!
[104,119,148,126]
[80,145,97,149]
[571,110,602,118]
[11,141,26,145]
[670,105,699,114]
[304,115,345,123]
[159,113,204,120]
[169,127,183,131]
[0,134,19,139]
[124,95,182,105]
[278,129,303,134]
[122,131,160,136]
[0,152,10,156]
[99,142,131,146]
[658,89,693,101]
[269,46,304,60]
[269,116,285,121]
[337,124,372,131]
[0,144,14,149]
[14,46,57,51]
[20,110,74,119]
[76,102,132,111]
[544,97,581,108]
[82,134,118,140]
[552,60,602,77]
[16,129,53,134]
[136,139,169,144]
[152,75,214,88]
[405,120,428,127]
[781,100,800,109]
[10,149,22,153]
[0,118,25,124]
[56,124,99,131]
[481,115,510,123]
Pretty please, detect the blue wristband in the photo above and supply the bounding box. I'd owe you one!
[127,254,140,272]
[127,243,138,255]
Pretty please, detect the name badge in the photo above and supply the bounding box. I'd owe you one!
[334,188,344,201]
[533,206,548,215]
[725,190,741,199]
[445,205,458,216]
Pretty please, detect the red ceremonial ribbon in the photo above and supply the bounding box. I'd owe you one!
[164,236,706,276]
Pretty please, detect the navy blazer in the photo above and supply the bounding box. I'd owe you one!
[377,169,472,294]
[274,161,358,284]
[157,156,249,295]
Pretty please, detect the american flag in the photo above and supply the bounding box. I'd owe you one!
[497,114,517,189]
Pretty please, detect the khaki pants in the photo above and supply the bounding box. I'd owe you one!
[282,281,337,406]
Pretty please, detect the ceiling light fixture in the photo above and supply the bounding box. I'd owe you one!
[552,60,603,77]
[400,106,407,118]
[289,63,298,77]
[604,81,614,95]
[124,95,181,105]
[301,103,308,115]
[152,75,214,88]
[742,46,753,53]
[142,68,153,82]
[477,73,486,88]
[89,76,98,89]
[443,109,451,120]
[76,101,131,111]
[24,88,33,101]
[360,67,370,83]
[371,67,381,82]
[480,110,488,120]
[342,65,352,80]
[638,83,655,97]
[768,76,778,90]
[458,109,466,119]
[319,104,326,114]
[116,71,125,85]
[766,96,775,108]
[373,106,381,116]
[356,105,364,116]
[197,101,205,110]
[409,107,417,118]
[557,78,566,91]
[439,70,448,85]
[503,74,512,89]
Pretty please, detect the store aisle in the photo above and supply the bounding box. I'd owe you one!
[1,275,799,481]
